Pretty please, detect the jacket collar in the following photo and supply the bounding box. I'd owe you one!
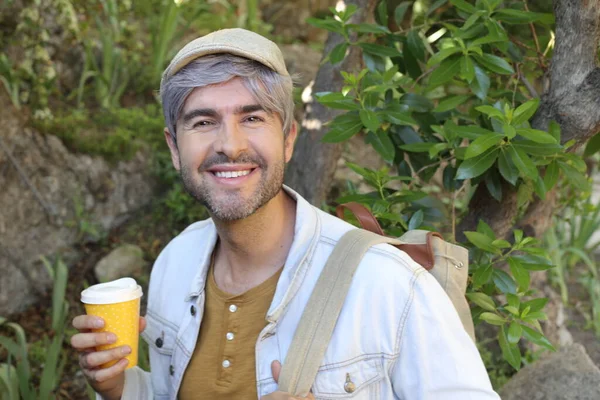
[185,185,321,323]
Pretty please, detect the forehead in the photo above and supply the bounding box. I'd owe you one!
[182,77,260,114]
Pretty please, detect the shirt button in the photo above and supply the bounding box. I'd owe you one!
[226,332,234,341]
[190,305,196,316]
[229,304,238,313]
[155,337,163,348]
[222,360,231,368]
[169,365,175,375]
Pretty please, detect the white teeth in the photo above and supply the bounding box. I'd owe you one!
[214,170,251,178]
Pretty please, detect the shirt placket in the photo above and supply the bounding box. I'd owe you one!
[217,301,241,383]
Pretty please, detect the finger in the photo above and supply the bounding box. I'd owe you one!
[73,315,104,331]
[271,360,282,383]
[139,316,147,333]
[71,331,117,350]
[84,358,129,384]
[80,346,131,369]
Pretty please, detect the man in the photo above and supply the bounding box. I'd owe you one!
[71,28,500,399]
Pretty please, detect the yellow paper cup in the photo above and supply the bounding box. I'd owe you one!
[81,278,143,369]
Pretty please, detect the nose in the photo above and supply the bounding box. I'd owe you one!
[213,121,248,160]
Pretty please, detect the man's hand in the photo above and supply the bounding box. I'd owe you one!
[260,360,315,399]
[70,315,147,400]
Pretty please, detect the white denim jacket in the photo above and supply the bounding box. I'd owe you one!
[118,186,500,400]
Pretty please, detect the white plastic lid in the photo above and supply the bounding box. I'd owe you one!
[81,277,143,305]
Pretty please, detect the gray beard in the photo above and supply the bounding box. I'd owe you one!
[179,154,285,221]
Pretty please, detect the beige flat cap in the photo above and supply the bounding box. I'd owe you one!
[161,28,289,87]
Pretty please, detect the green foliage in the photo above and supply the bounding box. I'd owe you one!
[0,257,70,399]
[306,0,598,371]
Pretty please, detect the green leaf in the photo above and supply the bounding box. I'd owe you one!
[521,298,548,313]
[460,55,475,82]
[521,325,556,351]
[584,133,600,157]
[329,43,349,64]
[366,130,395,163]
[427,47,461,67]
[359,109,381,132]
[499,326,522,370]
[474,53,514,75]
[465,133,505,159]
[408,209,424,230]
[477,219,496,239]
[384,108,417,125]
[492,239,511,248]
[394,2,412,26]
[306,17,345,34]
[473,263,493,287]
[470,65,490,100]
[508,322,523,344]
[516,128,558,144]
[512,99,540,125]
[376,0,389,25]
[434,95,470,113]
[507,145,538,179]
[400,142,437,152]
[493,269,517,294]
[513,141,562,156]
[316,92,359,110]
[399,94,434,112]
[322,112,363,143]
[480,312,507,326]
[476,105,505,121]
[456,149,499,179]
[359,43,401,58]
[448,124,493,140]
[559,162,590,191]
[549,120,561,142]
[494,9,553,24]
[507,293,520,309]
[512,254,554,271]
[508,257,530,291]
[407,30,426,62]
[428,56,462,88]
[450,0,477,13]
[465,231,500,254]
[467,292,497,312]
[533,175,547,200]
[346,23,391,34]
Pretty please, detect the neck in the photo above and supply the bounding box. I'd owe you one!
[211,188,296,294]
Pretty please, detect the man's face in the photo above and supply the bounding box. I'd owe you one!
[165,77,296,221]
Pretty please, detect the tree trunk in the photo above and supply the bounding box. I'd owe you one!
[285,0,377,206]
[457,0,600,240]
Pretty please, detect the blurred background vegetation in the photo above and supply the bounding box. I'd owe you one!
[0,0,599,398]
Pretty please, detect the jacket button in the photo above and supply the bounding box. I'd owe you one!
[155,337,163,348]
[344,373,356,393]
[190,305,196,316]
[169,365,175,375]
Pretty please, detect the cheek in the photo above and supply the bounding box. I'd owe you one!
[178,137,211,166]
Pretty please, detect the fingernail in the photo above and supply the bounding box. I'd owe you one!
[106,333,117,343]
[93,318,104,328]
[122,346,131,355]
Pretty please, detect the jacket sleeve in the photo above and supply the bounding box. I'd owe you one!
[95,367,153,400]
[390,271,500,400]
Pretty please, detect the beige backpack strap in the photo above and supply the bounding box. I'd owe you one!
[277,229,401,396]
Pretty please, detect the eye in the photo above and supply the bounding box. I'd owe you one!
[244,115,264,123]
[192,120,214,128]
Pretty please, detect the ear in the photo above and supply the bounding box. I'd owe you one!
[284,121,298,163]
[164,128,181,171]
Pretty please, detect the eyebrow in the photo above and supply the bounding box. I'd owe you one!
[181,104,267,125]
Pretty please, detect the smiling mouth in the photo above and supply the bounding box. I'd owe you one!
[211,169,255,179]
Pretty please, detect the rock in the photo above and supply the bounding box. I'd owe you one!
[0,92,155,315]
[500,343,600,400]
[94,245,146,283]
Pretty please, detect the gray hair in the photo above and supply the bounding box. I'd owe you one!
[160,54,295,141]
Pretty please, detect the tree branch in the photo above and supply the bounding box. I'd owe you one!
[285,0,377,206]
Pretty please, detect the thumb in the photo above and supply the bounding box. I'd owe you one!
[271,360,282,383]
